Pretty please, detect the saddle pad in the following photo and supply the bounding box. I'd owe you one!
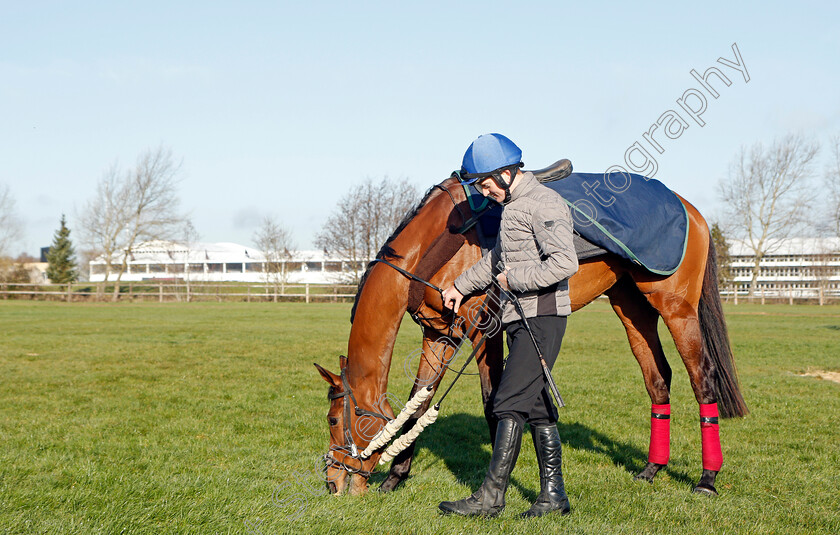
[464,172,689,275]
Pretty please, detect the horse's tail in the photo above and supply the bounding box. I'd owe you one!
[699,237,749,418]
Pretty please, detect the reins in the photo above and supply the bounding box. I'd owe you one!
[325,181,489,477]
[374,296,494,465]
[370,258,444,296]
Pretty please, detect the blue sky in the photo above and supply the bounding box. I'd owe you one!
[1,1,838,255]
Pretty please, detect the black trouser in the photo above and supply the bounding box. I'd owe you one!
[492,315,567,426]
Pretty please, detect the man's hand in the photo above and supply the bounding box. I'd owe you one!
[496,270,510,291]
[442,285,464,314]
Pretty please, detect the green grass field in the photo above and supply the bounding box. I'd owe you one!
[1,301,838,534]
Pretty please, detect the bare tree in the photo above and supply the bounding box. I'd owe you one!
[718,134,820,295]
[710,221,732,289]
[0,256,32,290]
[77,164,128,297]
[811,242,835,305]
[821,134,840,305]
[252,216,295,300]
[316,177,418,283]
[316,187,365,283]
[78,146,185,300]
[0,184,22,257]
[180,220,201,302]
[826,134,840,238]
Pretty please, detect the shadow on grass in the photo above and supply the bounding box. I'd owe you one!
[372,413,696,494]
[559,421,695,487]
[367,412,493,494]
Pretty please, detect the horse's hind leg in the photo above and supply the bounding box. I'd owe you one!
[641,288,722,496]
[606,277,672,483]
[378,328,456,493]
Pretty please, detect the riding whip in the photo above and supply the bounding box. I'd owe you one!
[504,288,565,408]
[496,262,566,409]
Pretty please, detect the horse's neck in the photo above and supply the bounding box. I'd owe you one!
[346,265,410,400]
[346,182,463,402]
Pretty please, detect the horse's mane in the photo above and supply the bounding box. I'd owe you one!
[350,184,443,323]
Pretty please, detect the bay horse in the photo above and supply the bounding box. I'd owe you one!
[314,174,747,497]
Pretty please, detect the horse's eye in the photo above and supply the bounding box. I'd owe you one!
[328,417,339,426]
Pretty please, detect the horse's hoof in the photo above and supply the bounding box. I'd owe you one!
[633,473,654,484]
[377,475,402,493]
[692,484,719,497]
[346,474,370,496]
[634,462,665,483]
[693,468,719,496]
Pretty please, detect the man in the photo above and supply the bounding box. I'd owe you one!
[438,133,579,518]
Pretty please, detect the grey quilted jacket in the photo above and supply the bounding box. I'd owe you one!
[453,171,578,324]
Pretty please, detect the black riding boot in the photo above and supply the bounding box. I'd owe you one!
[521,423,571,518]
[438,417,523,517]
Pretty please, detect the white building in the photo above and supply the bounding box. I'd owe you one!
[88,237,840,298]
[88,241,370,284]
[728,237,840,297]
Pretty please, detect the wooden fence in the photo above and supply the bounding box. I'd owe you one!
[0,282,358,303]
[721,284,839,306]
[0,281,837,305]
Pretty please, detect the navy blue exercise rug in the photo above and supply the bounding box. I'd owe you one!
[463,172,689,275]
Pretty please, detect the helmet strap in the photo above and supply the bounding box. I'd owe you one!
[490,164,522,204]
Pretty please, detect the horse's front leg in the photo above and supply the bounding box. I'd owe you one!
[475,326,504,445]
[378,328,455,493]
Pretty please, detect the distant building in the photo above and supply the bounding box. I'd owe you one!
[22,262,49,284]
[728,237,840,297]
[85,237,840,296]
[88,241,370,284]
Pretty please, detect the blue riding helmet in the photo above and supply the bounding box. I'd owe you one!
[456,133,524,204]
[460,133,523,185]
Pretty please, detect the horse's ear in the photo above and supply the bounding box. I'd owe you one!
[339,354,348,368]
[314,363,340,388]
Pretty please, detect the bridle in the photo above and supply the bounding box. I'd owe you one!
[323,367,390,479]
[323,180,491,479]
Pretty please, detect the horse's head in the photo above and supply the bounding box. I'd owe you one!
[314,356,384,495]
[312,180,488,494]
